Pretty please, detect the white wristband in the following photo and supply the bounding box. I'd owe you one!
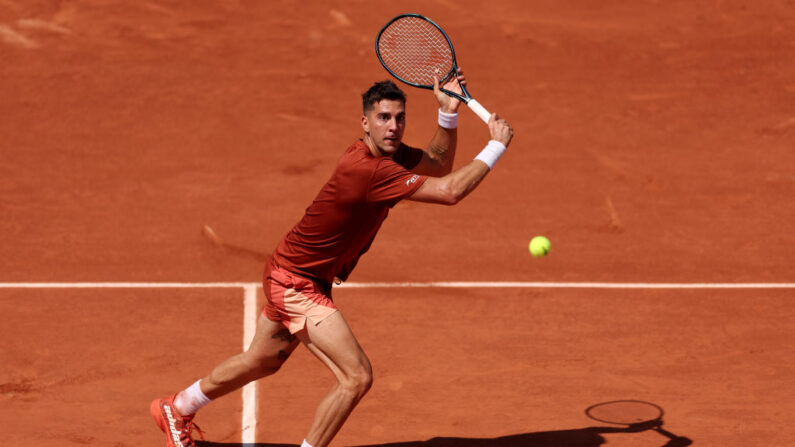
[474,140,507,169]
[438,109,458,129]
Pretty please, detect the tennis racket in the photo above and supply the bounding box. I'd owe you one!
[376,13,492,124]
[586,400,692,446]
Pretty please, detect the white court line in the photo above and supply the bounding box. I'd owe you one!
[338,282,795,289]
[1,281,793,289]
[0,282,254,288]
[241,284,258,445]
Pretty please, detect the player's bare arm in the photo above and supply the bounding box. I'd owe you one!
[408,113,513,205]
[410,70,466,177]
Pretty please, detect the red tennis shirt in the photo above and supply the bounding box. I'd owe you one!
[270,140,428,285]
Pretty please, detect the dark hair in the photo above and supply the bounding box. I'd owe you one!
[362,80,406,114]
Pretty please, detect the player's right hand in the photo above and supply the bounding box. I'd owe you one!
[488,113,513,147]
[433,68,466,114]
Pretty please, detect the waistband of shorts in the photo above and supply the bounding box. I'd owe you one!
[266,256,333,293]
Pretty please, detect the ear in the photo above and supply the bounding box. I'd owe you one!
[361,114,370,134]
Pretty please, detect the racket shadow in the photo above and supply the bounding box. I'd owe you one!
[195,424,692,447]
[354,425,692,447]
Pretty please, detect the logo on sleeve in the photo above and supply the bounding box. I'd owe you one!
[406,175,420,186]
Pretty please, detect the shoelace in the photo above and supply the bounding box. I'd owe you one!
[180,419,206,444]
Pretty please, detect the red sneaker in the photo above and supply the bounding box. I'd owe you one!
[150,394,205,447]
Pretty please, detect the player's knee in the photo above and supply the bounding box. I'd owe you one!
[254,360,282,377]
[341,365,373,399]
[244,351,289,378]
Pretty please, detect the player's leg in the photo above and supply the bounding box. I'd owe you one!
[151,313,297,447]
[197,312,300,400]
[298,311,373,447]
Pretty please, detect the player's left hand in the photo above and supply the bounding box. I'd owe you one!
[434,68,466,114]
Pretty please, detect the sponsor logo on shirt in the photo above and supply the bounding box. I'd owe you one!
[406,175,420,186]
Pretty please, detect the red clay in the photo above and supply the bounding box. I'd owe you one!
[1,0,793,445]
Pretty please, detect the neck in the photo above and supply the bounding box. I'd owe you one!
[363,134,384,157]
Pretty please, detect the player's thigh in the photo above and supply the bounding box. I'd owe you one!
[247,313,300,364]
[297,311,371,380]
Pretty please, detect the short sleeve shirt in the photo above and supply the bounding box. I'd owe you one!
[271,140,427,284]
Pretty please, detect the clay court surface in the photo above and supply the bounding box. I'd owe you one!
[1,0,793,446]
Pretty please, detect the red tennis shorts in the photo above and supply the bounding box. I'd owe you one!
[263,259,338,334]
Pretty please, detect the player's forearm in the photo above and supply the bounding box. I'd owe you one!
[409,159,489,205]
[424,126,457,176]
[435,138,508,203]
[438,159,490,204]
[409,137,508,204]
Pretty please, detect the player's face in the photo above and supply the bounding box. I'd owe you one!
[362,99,406,156]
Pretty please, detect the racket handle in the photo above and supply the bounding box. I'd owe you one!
[466,99,491,124]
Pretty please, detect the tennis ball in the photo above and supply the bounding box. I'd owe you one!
[529,236,550,257]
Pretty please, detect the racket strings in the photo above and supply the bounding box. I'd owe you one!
[378,17,454,87]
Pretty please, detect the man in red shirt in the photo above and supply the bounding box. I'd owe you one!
[151,71,513,447]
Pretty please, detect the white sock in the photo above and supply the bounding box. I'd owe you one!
[174,380,212,416]
[301,440,314,447]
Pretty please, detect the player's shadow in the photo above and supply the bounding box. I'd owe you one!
[195,423,692,447]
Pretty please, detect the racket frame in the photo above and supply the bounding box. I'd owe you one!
[376,13,491,122]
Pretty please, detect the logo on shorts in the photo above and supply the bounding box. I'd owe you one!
[406,175,420,186]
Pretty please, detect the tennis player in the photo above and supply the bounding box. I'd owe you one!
[150,70,513,447]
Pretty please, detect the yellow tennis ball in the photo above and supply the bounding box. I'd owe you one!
[529,236,550,257]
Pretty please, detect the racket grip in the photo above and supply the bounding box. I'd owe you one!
[466,99,491,124]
